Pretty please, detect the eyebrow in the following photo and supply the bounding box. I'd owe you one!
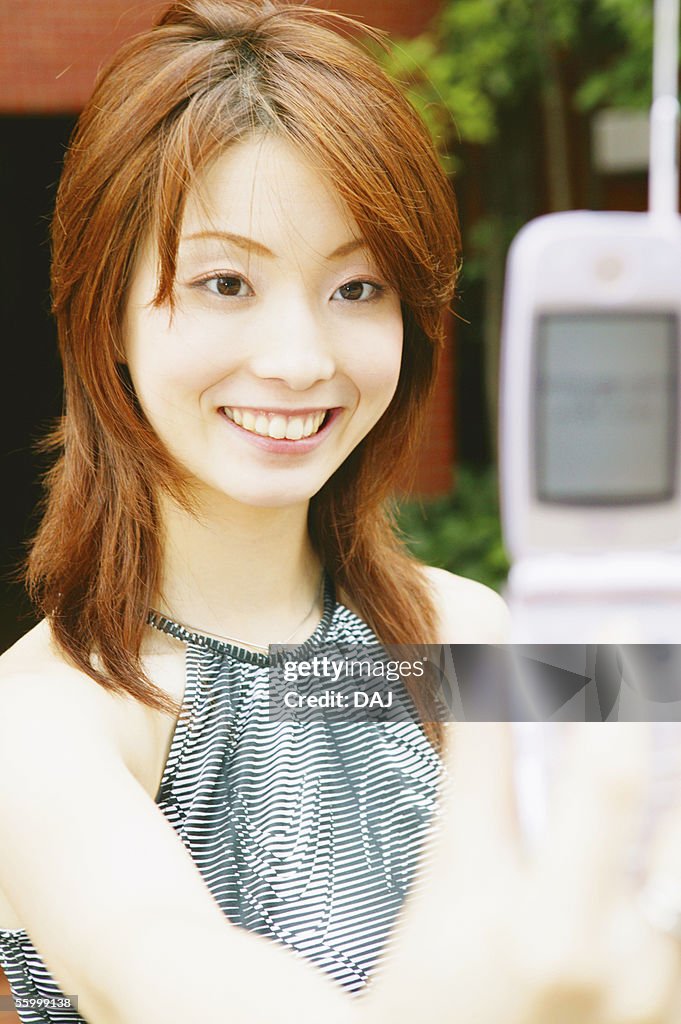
[180,230,368,261]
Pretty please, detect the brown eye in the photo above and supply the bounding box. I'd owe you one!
[214,276,245,297]
[339,281,366,301]
[335,280,381,302]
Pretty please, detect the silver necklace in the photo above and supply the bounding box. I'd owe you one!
[159,571,325,655]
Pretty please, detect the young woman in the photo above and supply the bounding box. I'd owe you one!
[1,3,680,1023]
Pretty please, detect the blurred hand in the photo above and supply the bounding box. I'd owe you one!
[365,723,681,1024]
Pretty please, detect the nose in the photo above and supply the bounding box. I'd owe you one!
[248,297,335,390]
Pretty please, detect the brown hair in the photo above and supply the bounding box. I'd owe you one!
[27,0,460,750]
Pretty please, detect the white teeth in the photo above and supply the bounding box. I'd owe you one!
[285,417,304,440]
[223,408,328,440]
[269,415,287,439]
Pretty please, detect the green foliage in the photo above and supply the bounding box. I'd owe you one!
[378,0,665,153]
[375,1,676,454]
[575,1,654,111]
[374,3,676,485]
[463,213,527,285]
[395,467,510,593]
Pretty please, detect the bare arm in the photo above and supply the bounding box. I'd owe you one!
[0,670,362,1024]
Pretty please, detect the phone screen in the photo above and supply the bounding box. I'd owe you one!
[534,313,677,505]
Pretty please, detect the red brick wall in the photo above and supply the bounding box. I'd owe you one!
[0,0,442,112]
[0,1,165,114]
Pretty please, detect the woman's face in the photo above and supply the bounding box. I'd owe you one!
[123,135,403,510]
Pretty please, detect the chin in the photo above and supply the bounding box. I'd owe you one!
[202,478,324,511]
[243,492,316,509]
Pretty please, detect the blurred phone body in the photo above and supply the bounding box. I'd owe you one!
[500,211,681,644]
[499,0,681,855]
[500,0,681,646]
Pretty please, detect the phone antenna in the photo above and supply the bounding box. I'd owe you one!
[649,0,680,216]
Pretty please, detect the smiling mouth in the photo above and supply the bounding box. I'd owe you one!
[220,407,331,441]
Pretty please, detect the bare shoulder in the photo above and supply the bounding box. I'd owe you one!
[0,617,57,677]
[1,618,116,715]
[420,565,511,643]
[0,619,147,774]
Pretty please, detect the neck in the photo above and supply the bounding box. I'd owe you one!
[154,491,324,648]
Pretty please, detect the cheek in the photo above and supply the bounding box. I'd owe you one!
[125,315,226,415]
[353,324,403,407]
[126,351,182,422]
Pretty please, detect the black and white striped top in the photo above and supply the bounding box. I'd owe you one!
[0,575,442,1022]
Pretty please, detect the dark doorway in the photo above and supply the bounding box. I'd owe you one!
[0,115,76,652]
